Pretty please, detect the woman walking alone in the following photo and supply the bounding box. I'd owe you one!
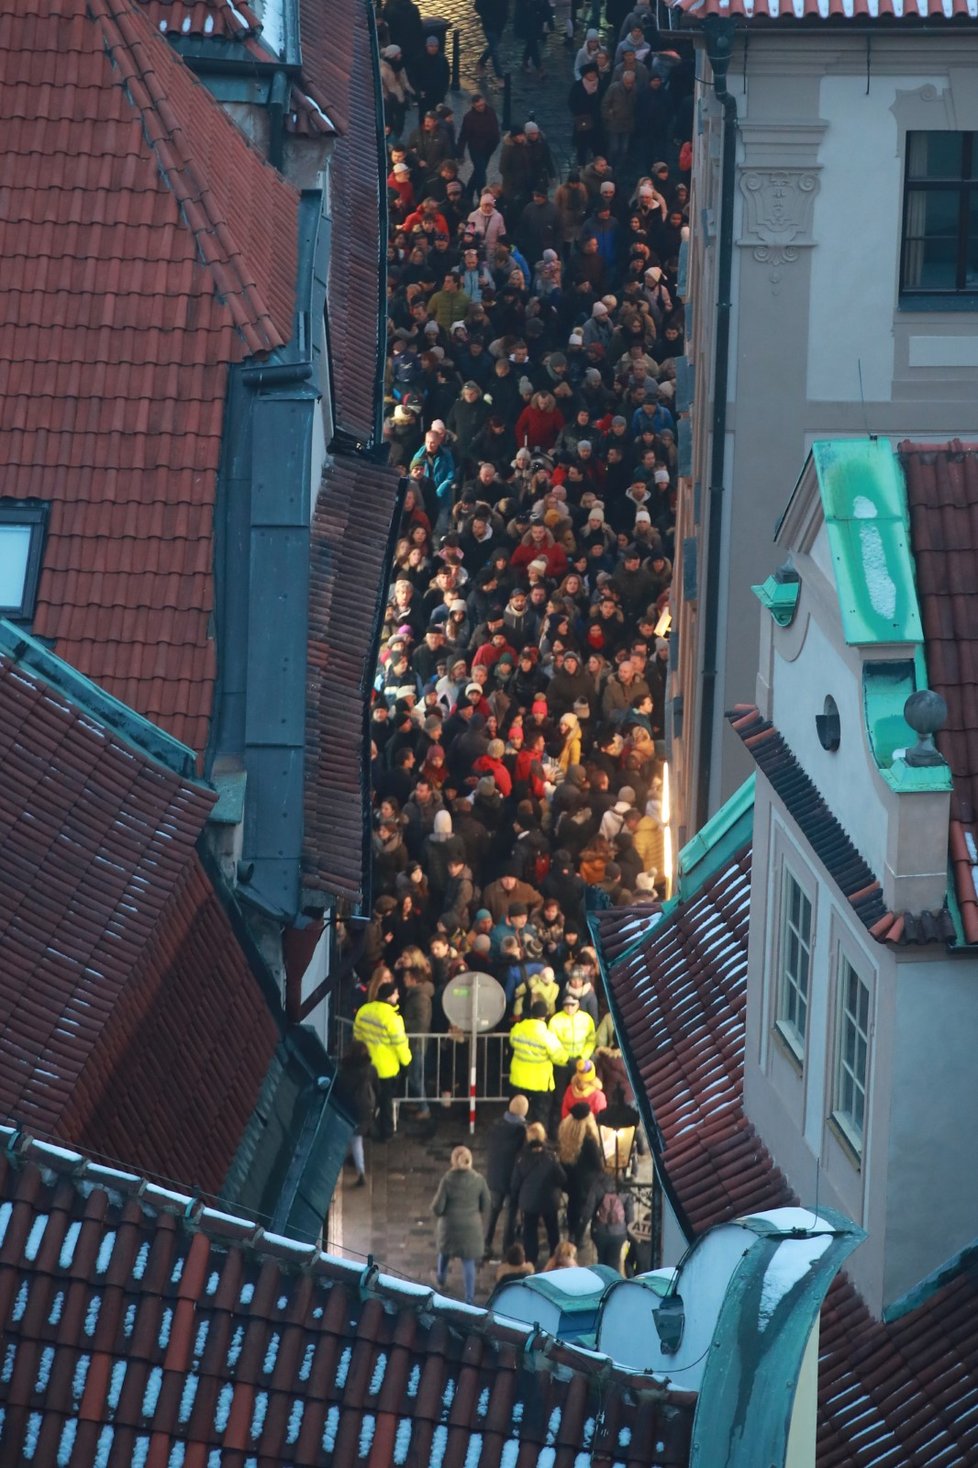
[557,1101,605,1246]
[509,1121,567,1267]
[431,1145,491,1305]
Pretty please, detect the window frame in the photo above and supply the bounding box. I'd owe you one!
[774,864,814,1065]
[830,954,872,1158]
[0,504,48,622]
[900,129,978,306]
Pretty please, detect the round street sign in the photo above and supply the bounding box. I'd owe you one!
[441,971,507,1032]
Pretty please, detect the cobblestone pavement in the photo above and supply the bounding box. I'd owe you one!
[326,1102,652,1304]
[326,1103,583,1307]
[420,1,584,182]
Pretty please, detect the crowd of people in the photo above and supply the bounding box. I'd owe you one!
[339,0,691,1283]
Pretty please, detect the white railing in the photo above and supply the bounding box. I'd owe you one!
[335,1017,512,1131]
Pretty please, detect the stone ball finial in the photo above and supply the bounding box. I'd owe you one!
[903,690,948,768]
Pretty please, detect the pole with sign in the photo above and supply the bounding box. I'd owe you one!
[441,970,506,1135]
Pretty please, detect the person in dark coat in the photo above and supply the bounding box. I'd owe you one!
[568,64,605,165]
[509,1122,567,1266]
[382,0,425,67]
[412,34,450,123]
[514,0,551,77]
[484,1094,528,1257]
[457,94,502,200]
[557,1101,606,1245]
[335,1041,379,1186]
[475,0,509,79]
[432,1145,491,1304]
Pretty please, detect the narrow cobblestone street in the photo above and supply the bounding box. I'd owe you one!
[419,0,583,178]
[328,1102,654,1304]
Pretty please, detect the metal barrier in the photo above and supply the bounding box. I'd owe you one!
[335,1017,511,1131]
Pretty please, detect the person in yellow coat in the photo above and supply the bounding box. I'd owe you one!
[548,995,596,1129]
[353,982,412,1139]
[508,999,567,1126]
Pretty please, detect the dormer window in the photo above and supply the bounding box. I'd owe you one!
[0,505,48,622]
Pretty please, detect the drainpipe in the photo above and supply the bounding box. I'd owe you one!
[268,69,290,173]
[695,16,738,832]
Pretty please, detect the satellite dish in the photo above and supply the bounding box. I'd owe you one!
[442,971,507,1033]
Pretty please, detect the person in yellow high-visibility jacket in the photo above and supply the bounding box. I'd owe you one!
[548,995,596,1129]
[508,999,567,1126]
[353,982,413,1139]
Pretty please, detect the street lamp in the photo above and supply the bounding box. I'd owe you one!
[598,1087,640,1179]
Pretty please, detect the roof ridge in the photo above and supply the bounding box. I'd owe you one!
[727,705,893,937]
[92,0,290,355]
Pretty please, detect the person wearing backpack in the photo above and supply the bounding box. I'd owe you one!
[590,1178,633,1271]
[509,1122,567,1266]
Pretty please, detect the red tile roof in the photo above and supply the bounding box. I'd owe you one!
[304,455,402,907]
[590,903,664,963]
[139,0,337,135]
[0,1136,698,1467]
[600,846,791,1235]
[599,844,978,1466]
[300,0,386,443]
[0,648,278,1194]
[671,0,978,20]
[1,0,298,752]
[138,0,262,38]
[899,440,978,944]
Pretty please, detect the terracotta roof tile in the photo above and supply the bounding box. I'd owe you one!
[304,455,402,907]
[900,441,978,943]
[0,649,279,1193]
[0,0,298,752]
[599,844,978,1466]
[602,846,790,1236]
[589,903,663,962]
[669,0,977,19]
[138,0,262,38]
[300,0,386,442]
[0,1137,697,1465]
[727,704,899,934]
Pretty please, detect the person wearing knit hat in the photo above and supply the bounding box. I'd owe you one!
[592,301,608,317]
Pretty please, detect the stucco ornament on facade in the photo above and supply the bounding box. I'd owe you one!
[738,168,820,291]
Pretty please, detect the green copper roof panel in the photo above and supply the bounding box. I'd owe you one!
[689,1208,866,1468]
[676,774,755,900]
[812,439,923,646]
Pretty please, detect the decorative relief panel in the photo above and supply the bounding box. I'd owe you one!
[738,168,820,291]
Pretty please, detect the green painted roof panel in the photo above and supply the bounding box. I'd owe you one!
[811,440,923,646]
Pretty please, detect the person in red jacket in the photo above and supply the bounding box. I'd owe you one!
[471,629,518,671]
[515,391,564,452]
[513,731,549,799]
[402,197,450,238]
[510,524,569,580]
[473,738,514,797]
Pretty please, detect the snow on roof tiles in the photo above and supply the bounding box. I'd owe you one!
[0,1134,698,1466]
[671,0,978,20]
[598,843,978,1465]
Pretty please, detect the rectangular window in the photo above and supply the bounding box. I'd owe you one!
[833,958,871,1154]
[0,506,47,621]
[776,870,812,1060]
[901,131,978,299]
